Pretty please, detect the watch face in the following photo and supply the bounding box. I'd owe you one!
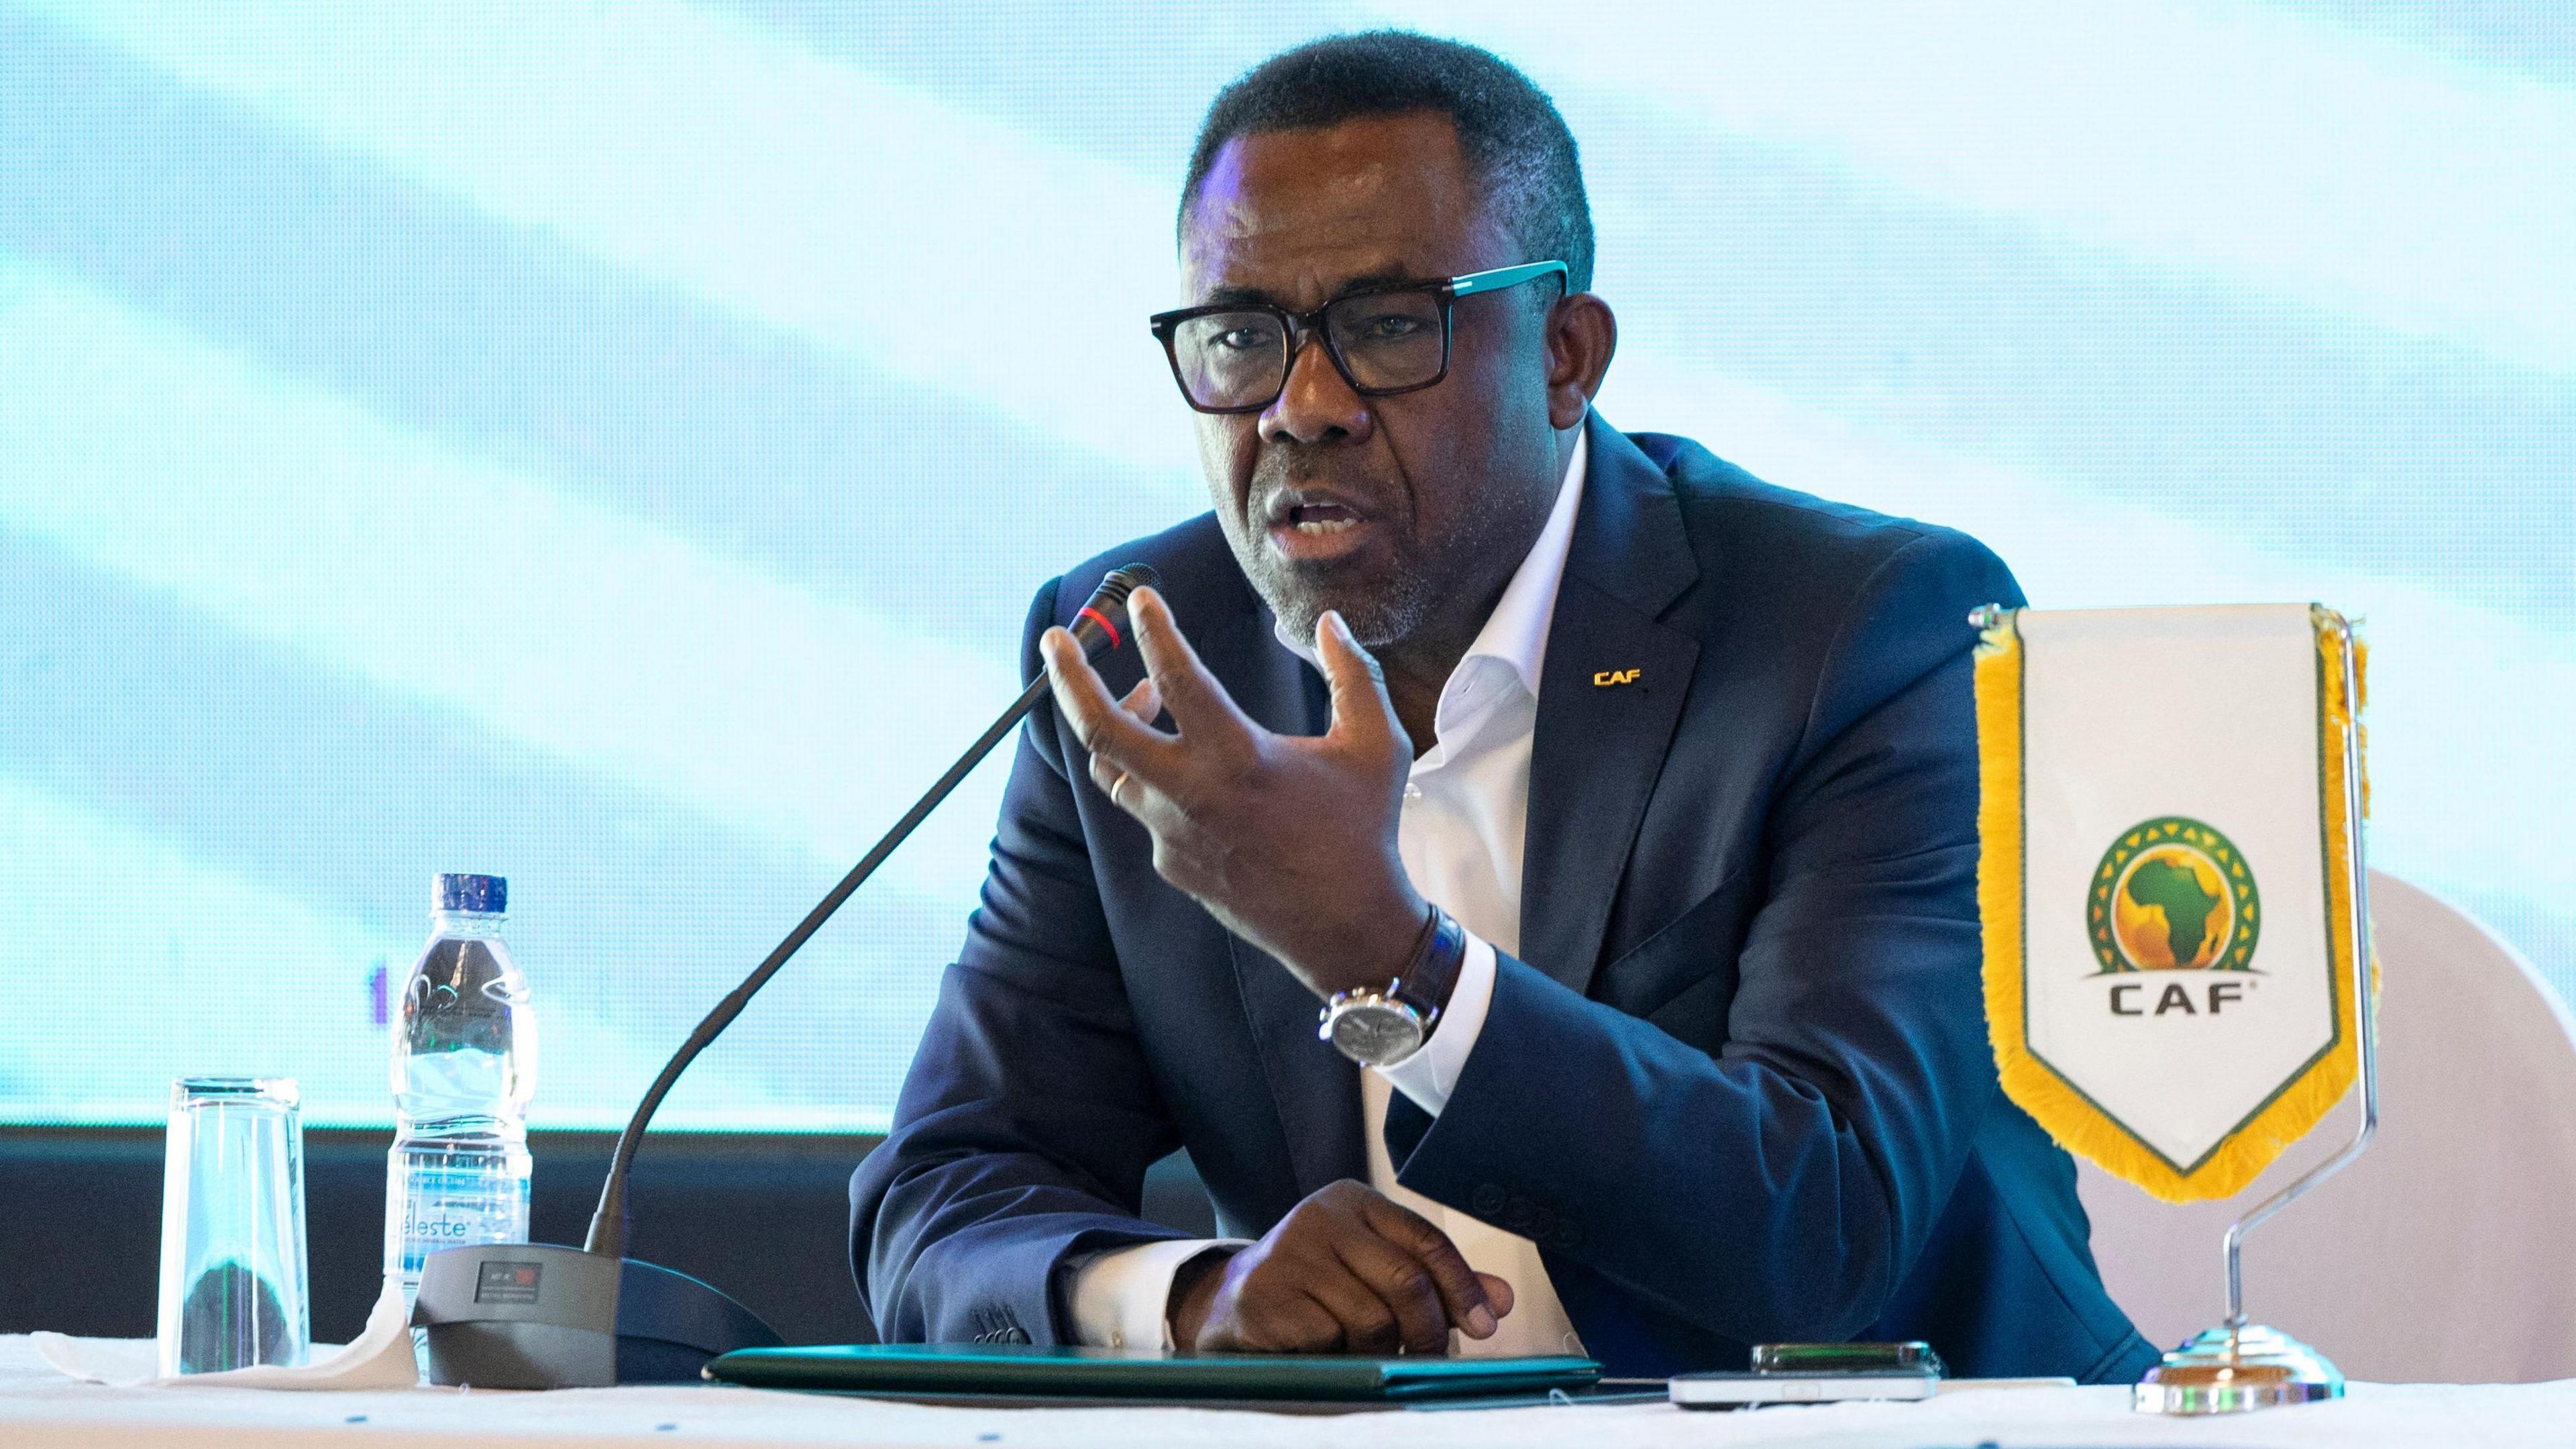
[1328,1002,1424,1066]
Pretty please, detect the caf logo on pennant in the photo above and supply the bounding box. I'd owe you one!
[2088,818,2260,975]
[1972,604,2369,1203]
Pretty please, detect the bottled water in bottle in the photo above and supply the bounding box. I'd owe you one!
[384,874,537,1308]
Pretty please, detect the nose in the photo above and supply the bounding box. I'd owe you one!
[1260,330,1373,447]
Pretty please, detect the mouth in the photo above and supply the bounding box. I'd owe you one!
[1261,491,1376,564]
[1285,500,1360,534]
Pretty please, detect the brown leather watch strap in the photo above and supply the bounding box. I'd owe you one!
[1398,904,1468,1024]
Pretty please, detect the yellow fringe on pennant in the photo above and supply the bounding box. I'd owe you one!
[1974,616,2173,1191]
[1976,608,2373,1203]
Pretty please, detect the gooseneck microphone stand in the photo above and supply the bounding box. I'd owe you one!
[409,566,1159,1389]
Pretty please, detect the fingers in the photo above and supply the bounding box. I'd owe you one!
[1040,627,1173,781]
[1099,680,1165,814]
[1314,610,1407,757]
[1193,1183,1510,1356]
[1358,1191,1500,1339]
[1126,588,1253,745]
[1084,743,1191,841]
[1328,1227,1456,1354]
[1226,1254,1426,1356]
[1117,676,1162,727]
[1191,1285,1344,1355]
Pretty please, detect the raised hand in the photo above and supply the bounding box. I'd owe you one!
[1039,586,1430,1000]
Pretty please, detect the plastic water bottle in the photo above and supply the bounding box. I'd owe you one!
[384,874,537,1308]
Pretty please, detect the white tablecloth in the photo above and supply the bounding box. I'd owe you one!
[7,1337,2573,1448]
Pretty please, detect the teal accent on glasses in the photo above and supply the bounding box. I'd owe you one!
[1445,260,1569,298]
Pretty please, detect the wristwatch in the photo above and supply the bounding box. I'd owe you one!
[1318,905,1468,1068]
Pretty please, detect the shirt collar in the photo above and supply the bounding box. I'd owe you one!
[1271,427,1590,704]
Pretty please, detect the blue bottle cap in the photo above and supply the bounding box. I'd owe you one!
[433,873,507,914]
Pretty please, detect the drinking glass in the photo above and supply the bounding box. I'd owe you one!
[156,1077,311,1375]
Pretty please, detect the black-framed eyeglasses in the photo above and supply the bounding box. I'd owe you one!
[1147,260,1570,415]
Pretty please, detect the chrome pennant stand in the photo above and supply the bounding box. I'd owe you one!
[2136,612,2378,1415]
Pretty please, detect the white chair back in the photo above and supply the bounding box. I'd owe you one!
[2077,871,2576,1383]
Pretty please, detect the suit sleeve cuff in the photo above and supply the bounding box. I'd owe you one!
[1373,930,1497,1116]
[1063,1238,1247,1350]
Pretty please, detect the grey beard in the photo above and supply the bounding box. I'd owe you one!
[1217,452,1556,659]
[1254,557,1442,653]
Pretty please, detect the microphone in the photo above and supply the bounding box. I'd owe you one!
[410,564,1161,1388]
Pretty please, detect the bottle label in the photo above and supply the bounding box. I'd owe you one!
[390,1156,531,1281]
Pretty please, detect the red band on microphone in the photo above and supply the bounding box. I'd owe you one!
[1076,605,1122,649]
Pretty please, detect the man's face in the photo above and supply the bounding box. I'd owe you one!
[1179,112,1566,650]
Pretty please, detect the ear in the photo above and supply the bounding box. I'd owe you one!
[1544,291,1617,431]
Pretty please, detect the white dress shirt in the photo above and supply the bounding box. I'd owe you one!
[1067,430,1592,1356]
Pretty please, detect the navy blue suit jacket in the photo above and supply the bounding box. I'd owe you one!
[851,417,2159,1383]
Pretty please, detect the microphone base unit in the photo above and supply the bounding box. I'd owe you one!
[412,1242,783,1388]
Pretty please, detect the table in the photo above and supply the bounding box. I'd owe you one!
[7,1337,2573,1448]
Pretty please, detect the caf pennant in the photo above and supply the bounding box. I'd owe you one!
[1975,603,2371,1203]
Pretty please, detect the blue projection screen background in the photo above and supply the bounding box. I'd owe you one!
[2,2,2569,1130]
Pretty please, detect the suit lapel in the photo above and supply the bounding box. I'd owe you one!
[1220,605,1371,1194]
[1518,417,1703,997]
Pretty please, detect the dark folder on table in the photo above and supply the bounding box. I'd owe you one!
[705,1342,1602,1403]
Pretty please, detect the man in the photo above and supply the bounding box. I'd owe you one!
[852,32,2157,1382]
